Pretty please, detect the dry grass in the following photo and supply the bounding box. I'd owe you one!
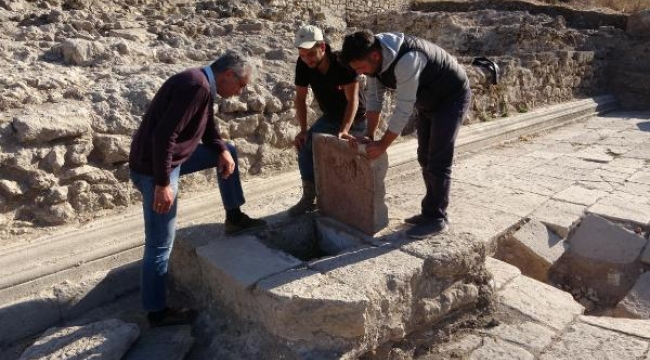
[546,0,650,13]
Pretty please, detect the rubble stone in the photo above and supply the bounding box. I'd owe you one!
[18,319,139,360]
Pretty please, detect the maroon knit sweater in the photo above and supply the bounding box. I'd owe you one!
[129,68,227,186]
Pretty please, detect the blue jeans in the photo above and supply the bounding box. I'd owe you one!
[298,116,367,182]
[130,143,245,312]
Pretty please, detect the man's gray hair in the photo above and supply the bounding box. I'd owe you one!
[211,49,257,82]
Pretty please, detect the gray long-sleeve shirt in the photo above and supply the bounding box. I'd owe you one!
[365,33,427,134]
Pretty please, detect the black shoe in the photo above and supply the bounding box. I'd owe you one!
[405,218,448,239]
[225,213,267,236]
[147,307,198,327]
[404,214,428,225]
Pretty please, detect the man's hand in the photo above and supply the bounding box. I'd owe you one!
[338,131,354,140]
[294,130,308,151]
[218,150,236,179]
[153,185,174,214]
[365,141,389,160]
[347,135,370,153]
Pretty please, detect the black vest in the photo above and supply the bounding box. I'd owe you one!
[376,35,469,110]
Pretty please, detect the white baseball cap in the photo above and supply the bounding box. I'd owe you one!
[294,25,324,49]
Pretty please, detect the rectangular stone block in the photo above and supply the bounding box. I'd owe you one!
[579,315,650,339]
[485,321,556,353]
[615,271,650,319]
[196,235,302,318]
[485,257,521,291]
[589,191,650,226]
[498,220,566,282]
[498,275,584,331]
[530,199,585,237]
[540,322,648,360]
[253,268,369,356]
[315,217,369,255]
[397,229,486,279]
[313,134,388,235]
[568,214,647,264]
[552,184,609,206]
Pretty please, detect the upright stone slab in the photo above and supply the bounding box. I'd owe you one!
[615,271,650,319]
[313,134,388,235]
[497,220,566,283]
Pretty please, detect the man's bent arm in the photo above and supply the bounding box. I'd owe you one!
[295,86,309,132]
[340,81,360,134]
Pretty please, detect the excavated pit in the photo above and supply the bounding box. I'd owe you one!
[494,214,650,316]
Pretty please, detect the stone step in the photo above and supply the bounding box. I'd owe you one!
[0,95,617,346]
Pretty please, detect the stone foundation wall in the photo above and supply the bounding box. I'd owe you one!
[0,0,646,233]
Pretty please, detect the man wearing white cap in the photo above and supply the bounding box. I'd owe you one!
[289,24,367,216]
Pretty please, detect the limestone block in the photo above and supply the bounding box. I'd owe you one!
[530,199,585,237]
[499,275,584,331]
[62,165,118,184]
[485,257,520,291]
[12,102,92,143]
[313,134,388,235]
[0,180,24,197]
[627,9,650,37]
[615,272,650,319]
[579,315,650,339]
[18,319,140,360]
[469,337,534,360]
[309,246,482,349]
[551,184,609,206]
[589,192,650,226]
[540,322,648,360]
[315,217,368,255]
[253,269,369,357]
[397,229,486,279]
[60,38,108,66]
[122,325,194,360]
[446,201,521,247]
[485,321,556,353]
[196,235,302,318]
[93,134,131,165]
[568,214,647,264]
[498,220,566,282]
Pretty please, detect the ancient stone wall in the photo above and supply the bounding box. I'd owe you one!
[0,0,647,234]
[354,10,611,123]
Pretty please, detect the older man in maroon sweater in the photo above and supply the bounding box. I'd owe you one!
[129,50,266,327]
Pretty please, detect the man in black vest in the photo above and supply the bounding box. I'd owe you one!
[340,30,472,239]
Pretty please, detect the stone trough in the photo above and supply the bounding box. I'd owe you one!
[169,135,492,359]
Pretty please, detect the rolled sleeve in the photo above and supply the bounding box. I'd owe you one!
[386,51,426,134]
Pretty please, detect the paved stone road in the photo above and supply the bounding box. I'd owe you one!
[5,110,650,359]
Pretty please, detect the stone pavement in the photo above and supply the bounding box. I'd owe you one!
[5,109,650,358]
[171,110,650,359]
[429,257,650,360]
